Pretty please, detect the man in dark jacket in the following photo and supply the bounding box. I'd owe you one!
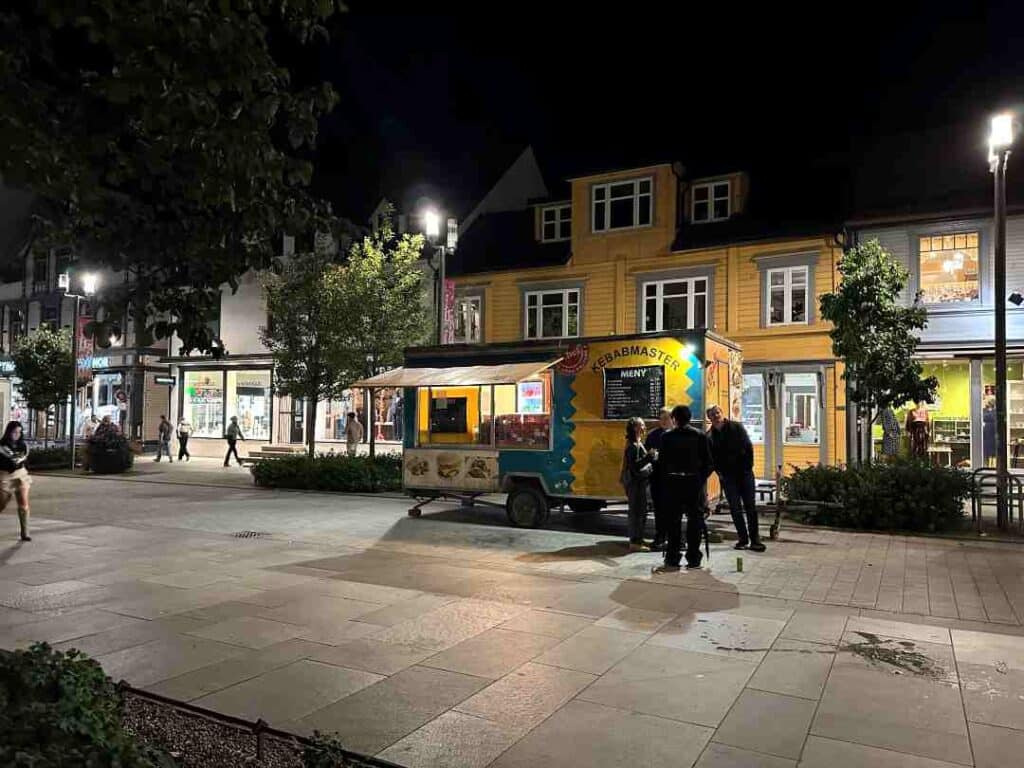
[643,407,674,550]
[707,404,766,552]
[652,404,713,572]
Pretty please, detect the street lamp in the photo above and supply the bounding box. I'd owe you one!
[989,112,1015,530]
[421,208,446,345]
[59,271,99,471]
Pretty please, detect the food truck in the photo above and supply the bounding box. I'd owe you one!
[354,331,742,527]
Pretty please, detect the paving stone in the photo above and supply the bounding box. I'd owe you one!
[309,637,437,675]
[747,638,835,700]
[0,608,146,649]
[958,661,1024,731]
[780,609,850,645]
[454,661,595,730]
[969,721,1024,768]
[847,616,952,646]
[694,742,796,768]
[186,615,306,649]
[372,599,523,652]
[712,689,816,758]
[94,635,244,687]
[534,624,646,675]
[354,593,457,627]
[423,628,559,679]
[378,711,522,768]
[649,611,785,661]
[193,659,382,726]
[293,665,488,754]
[799,735,967,768]
[497,608,595,639]
[491,699,712,768]
[594,606,676,634]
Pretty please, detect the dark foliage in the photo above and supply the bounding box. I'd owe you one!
[250,453,402,493]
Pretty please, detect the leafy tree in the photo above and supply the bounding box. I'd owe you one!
[819,239,937,462]
[12,327,74,447]
[260,250,351,457]
[0,0,345,354]
[337,222,428,456]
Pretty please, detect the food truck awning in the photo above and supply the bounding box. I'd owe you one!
[352,359,561,388]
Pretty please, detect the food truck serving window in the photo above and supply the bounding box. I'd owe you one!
[416,372,552,450]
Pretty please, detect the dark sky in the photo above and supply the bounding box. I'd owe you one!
[307,1,1024,221]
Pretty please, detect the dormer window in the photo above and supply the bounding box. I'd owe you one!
[541,204,571,242]
[692,180,731,223]
[592,177,653,232]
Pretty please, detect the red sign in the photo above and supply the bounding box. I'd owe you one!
[557,344,589,375]
[77,315,95,381]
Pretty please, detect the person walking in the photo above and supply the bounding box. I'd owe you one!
[224,416,245,466]
[644,407,673,551]
[652,405,713,572]
[0,421,32,541]
[621,416,655,552]
[707,404,766,553]
[345,411,363,457]
[155,415,173,462]
[177,417,192,462]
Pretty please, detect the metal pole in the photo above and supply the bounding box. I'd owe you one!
[436,245,446,345]
[69,294,80,470]
[995,149,1010,529]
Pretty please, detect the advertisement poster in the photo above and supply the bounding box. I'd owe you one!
[517,381,544,414]
[441,279,456,345]
[403,448,500,492]
[76,315,95,381]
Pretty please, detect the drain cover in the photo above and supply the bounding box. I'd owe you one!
[232,530,270,539]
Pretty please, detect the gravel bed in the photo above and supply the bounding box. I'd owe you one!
[122,694,304,768]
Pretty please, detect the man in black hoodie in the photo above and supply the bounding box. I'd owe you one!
[707,404,766,552]
[652,405,713,572]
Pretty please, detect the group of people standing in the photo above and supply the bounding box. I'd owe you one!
[621,404,765,572]
[154,414,246,466]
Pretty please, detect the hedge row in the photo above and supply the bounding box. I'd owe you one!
[250,453,403,493]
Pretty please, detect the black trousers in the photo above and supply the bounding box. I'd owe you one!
[650,478,666,543]
[721,471,760,544]
[178,435,190,460]
[663,475,704,567]
[224,439,241,465]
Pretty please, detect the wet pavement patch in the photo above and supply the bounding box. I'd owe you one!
[840,631,948,679]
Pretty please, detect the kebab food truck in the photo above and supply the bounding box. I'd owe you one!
[354,331,742,527]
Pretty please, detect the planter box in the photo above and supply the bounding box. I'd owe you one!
[89,447,133,475]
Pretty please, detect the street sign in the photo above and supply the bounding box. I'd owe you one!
[154,375,175,386]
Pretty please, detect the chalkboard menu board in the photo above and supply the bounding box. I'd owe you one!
[603,365,665,419]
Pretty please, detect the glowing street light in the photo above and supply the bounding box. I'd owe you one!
[59,271,101,471]
[423,209,441,241]
[81,272,99,296]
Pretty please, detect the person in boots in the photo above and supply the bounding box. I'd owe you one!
[155,415,173,462]
[621,416,655,552]
[177,417,192,461]
[707,404,766,552]
[644,407,673,551]
[652,405,713,573]
[0,421,32,541]
[224,416,245,466]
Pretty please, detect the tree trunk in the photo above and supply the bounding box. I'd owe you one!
[306,396,317,458]
[368,388,376,459]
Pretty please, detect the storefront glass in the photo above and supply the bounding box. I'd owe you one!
[495,378,551,450]
[783,373,819,444]
[742,373,764,443]
[183,371,224,437]
[982,359,1024,468]
[227,369,271,441]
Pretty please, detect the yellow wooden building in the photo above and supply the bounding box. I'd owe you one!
[446,151,846,476]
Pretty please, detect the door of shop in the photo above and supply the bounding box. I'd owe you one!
[289,398,305,444]
[749,367,827,477]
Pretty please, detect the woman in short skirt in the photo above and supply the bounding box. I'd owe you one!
[0,421,32,541]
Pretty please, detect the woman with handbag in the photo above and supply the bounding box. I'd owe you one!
[621,416,656,552]
[0,421,32,541]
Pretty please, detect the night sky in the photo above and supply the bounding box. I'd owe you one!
[307,1,1024,222]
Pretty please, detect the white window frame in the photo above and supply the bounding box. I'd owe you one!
[641,277,708,331]
[691,180,731,223]
[523,288,580,339]
[591,176,653,232]
[540,204,571,242]
[766,265,809,326]
[452,294,482,344]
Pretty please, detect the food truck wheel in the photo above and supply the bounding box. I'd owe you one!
[506,485,550,528]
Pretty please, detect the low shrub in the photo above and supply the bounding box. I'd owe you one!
[0,643,169,767]
[251,453,402,493]
[26,446,70,469]
[87,427,136,474]
[781,457,972,532]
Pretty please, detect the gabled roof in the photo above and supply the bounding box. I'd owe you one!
[446,209,570,277]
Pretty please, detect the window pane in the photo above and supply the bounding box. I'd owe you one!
[594,200,606,230]
[609,197,634,228]
[694,279,707,294]
[558,220,571,239]
[567,289,579,304]
[543,208,556,223]
[541,305,563,337]
[184,371,224,437]
[227,369,271,441]
[713,182,729,199]
[784,373,819,444]
[770,288,785,324]
[770,271,785,286]
[542,223,556,240]
[527,307,537,338]
[694,294,707,328]
[542,292,563,306]
[694,186,709,202]
[663,296,688,330]
[594,187,606,201]
[559,205,571,220]
[495,374,551,449]
[790,268,807,286]
[527,294,537,307]
[468,300,481,342]
[644,299,658,331]
[919,230,980,304]
[791,286,807,322]
[638,179,651,193]
[637,195,651,226]
[567,304,579,336]
[609,182,634,198]
[713,198,729,219]
[644,283,658,298]
[742,373,764,443]
[693,201,709,221]
[662,281,685,296]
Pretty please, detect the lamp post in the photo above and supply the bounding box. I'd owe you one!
[423,209,445,345]
[59,271,98,471]
[989,113,1015,530]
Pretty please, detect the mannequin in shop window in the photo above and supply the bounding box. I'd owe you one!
[876,407,901,460]
[906,401,930,460]
[983,396,997,467]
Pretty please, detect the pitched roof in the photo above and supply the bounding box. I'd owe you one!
[446,209,569,277]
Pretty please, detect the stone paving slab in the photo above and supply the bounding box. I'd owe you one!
[5,475,1024,766]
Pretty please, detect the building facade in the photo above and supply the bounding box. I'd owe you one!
[446,152,846,477]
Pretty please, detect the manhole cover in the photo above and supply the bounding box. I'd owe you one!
[232,530,270,539]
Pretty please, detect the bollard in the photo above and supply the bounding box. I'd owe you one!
[736,556,744,573]
[255,718,267,761]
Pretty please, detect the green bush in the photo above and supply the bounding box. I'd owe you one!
[26,446,70,469]
[87,427,135,474]
[0,643,167,767]
[251,453,402,493]
[781,458,972,532]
